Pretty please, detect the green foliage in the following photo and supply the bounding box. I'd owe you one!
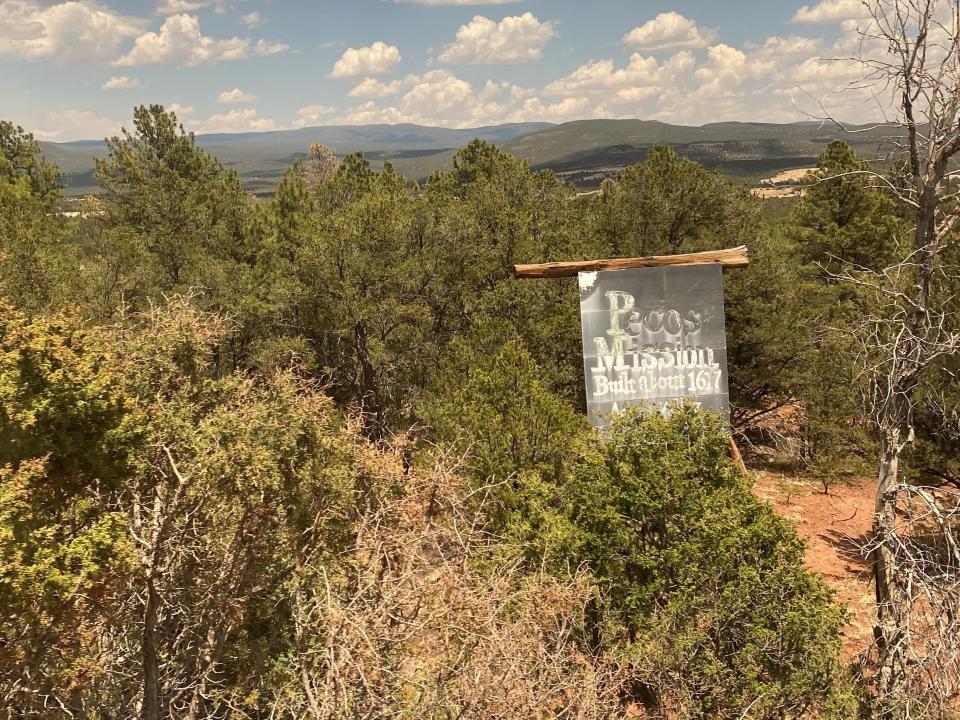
[722,222,871,476]
[463,277,588,405]
[787,141,898,477]
[0,122,74,314]
[420,336,589,492]
[291,159,439,434]
[793,141,900,274]
[905,362,960,488]
[0,120,61,202]
[70,196,159,319]
[94,105,254,309]
[797,332,873,479]
[724,226,814,432]
[0,305,129,478]
[519,407,854,719]
[0,173,75,313]
[262,140,595,437]
[0,304,134,705]
[593,144,760,256]
[110,302,359,715]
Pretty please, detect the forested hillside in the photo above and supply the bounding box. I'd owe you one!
[1,104,958,718]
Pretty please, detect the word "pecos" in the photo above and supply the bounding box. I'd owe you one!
[604,290,703,339]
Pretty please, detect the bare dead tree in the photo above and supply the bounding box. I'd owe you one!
[817,0,960,713]
[303,144,340,189]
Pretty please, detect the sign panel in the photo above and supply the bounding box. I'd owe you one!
[578,263,730,428]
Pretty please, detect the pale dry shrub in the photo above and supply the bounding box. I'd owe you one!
[275,450,627,720]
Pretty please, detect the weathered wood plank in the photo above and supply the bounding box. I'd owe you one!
[513,245,750,279]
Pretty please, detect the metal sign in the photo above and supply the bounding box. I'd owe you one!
[578,263,730,428]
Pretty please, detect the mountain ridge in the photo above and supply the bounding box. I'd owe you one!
[40,119,895,195]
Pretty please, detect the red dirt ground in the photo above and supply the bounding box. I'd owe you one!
[752,471,878,660]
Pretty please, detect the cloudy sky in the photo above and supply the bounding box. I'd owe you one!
[0,0,883,141]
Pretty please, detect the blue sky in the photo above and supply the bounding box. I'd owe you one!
[0,0,878,140]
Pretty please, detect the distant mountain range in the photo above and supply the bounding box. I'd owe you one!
[41,122,552,196]
[41,119,897,196]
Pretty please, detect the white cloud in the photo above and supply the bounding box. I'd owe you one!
[329,41,401,78]
[543,28,860,124]
[10,1,897,136]
[793,0,871,23]
[0,0,143,63]
[509,96,596,123]
[101,74,141,90]
[544,52,662,98]
[193,107,279,133]
[218,87,256,103]
[240,11,262,28]
[254,38,288,54]
[751,35,822,60]
[791,55,863,82]
[438,12,555,64]
[541,49,711,115]
[539,39,817,124]
[334,46,875,128]
[293,104,337,127]
[401,71,477,119]
[362,9,868,127]
[156,0,228,15]
[336,70,597,127]
[349,77,402,98]
[168,102,194,117]
[34,109,122,141]
[623,12,716,52]
[337,70,500,126]
[116,13,288,66]
[336,101,403,125]
[613,85,660,104]
[693,44,755,97]
[393,0,519,4]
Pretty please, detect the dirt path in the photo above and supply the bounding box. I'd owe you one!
[752,471,877,660]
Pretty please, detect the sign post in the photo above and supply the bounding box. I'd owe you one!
[514,246,749,471]
[579,263,730,427]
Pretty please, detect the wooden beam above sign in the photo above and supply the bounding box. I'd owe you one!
[513,245,750,279]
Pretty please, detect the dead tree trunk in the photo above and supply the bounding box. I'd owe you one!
[873,429,905,704]
[142,578,161,720]
[815,1,960,711]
